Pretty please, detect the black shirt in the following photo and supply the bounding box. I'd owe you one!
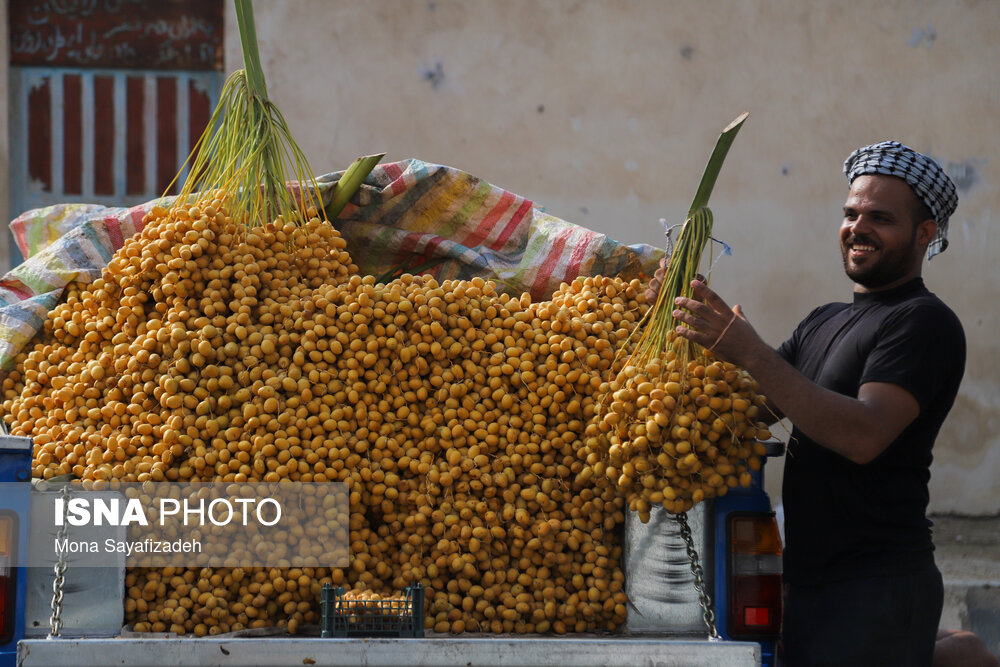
[776,278,966,585]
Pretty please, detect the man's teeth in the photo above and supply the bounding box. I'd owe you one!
[852,244,876,251]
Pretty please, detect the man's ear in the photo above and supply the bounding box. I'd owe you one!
[916,219,937,249]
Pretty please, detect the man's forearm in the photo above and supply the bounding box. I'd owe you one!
[671,281,918,463]
[739,342,911,464]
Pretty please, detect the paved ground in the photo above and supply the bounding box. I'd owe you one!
[933,514,1000,660]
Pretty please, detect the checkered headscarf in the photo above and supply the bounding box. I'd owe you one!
[843,141,958,259]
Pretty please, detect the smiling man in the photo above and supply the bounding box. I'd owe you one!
[668,141,965,666]
[842,173,934,290]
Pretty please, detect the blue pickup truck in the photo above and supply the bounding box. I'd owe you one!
[1,433,783,667]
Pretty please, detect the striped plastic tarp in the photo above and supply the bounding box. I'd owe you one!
[1,158,662,371]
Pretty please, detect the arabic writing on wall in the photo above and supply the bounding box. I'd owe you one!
[8,0,223,71]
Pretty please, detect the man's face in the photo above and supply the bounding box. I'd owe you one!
[840,175,936,292]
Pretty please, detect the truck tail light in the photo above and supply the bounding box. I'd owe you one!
[0,513,15,644]
[728,513,782,639]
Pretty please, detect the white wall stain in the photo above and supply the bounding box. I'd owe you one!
[932,441,1000,514]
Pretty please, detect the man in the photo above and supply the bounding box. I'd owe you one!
[666,141,966,666]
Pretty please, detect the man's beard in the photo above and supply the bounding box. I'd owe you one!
[841,231,919,289]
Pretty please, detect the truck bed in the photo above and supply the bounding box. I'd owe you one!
[18,636,760,666]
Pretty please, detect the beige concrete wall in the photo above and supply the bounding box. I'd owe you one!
[227,0,999,514]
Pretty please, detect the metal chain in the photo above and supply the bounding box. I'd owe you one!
[660,218,679,257]
[675,511,720,639]
[49,482,71,637]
